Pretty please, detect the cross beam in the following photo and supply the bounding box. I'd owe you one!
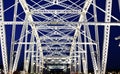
[1,22,120,26]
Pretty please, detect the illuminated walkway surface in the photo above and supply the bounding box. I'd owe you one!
[0,0,120,74]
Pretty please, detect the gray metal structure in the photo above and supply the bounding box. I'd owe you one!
[0,0,120,74]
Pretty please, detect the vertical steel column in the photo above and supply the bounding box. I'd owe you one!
[30,33,35,73]
[24,23,29,72]
[86,25,98,74]
[82,53,87,74]
[70,0,92,73]
[12,21,27,72]
[74,44,77,73]
[78,53,82,73]
[93,0,101,73]
[36,46,39,73]
[78,33,82,73]
[83,21,88,74]
[102,0,112,74]
[0,0,8,74]
[9,0,18,73]
[19,0,44,73]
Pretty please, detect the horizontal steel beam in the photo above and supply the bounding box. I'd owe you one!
[31,10,81,14]
[1,21,120,26]
[36,26,75,29]
[14,42,96,45]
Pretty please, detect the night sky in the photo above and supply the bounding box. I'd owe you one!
[0,0,120,71]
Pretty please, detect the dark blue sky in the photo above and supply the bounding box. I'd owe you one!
[0,0,120,71]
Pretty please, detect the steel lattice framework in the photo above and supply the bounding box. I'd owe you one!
[0,0,120,74]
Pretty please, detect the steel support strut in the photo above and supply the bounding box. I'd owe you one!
[0,0,8,74]
[9,0,19,73]
[70,0,92,74]
[19,0,44,73]
[93,0,101,73]
[102,0,112,74]
[12,20,26,72]
[1,0,120,74]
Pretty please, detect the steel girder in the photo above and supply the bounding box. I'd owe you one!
[0,0,120,74]
[0,0,8,74]
[101,0,112,74]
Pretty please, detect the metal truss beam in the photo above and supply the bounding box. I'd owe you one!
[1,22,120,26]
[19,0,44,73]
[9,0,19,73]
[12,21,27,72]
[102,0,112,74]
[14,42,96,45]
[70,0,92,73]
[86,24,98,74]
[0,0,8,74]
[93,0,100,73]
[32,10,81,14]
[1,0,120,74]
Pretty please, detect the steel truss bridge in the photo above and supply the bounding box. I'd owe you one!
[0,0,120,74]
